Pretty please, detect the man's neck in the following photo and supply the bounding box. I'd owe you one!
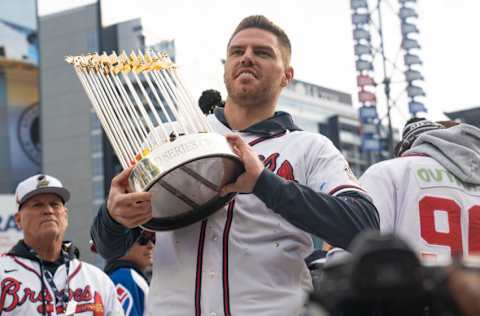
[224,98,276,131]
[25,236,63,262]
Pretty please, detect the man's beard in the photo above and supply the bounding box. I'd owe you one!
[225,77,274,107]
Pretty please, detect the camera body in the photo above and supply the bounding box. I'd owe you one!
[306,232,475,316]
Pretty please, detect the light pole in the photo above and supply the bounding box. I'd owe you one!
[350,0,427,160]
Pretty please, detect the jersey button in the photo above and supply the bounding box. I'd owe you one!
[208,271,216,279]
[210,313,217,316]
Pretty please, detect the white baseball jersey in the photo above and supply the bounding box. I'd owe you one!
[360,155,480,261]
[0,254,124,315]
[146,114,364,316]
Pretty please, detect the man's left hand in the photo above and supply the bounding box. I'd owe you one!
[220,134,264,196]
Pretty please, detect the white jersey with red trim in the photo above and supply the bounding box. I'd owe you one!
[0,254,124,315]
[147,115,363,316]
[360,155,480,261]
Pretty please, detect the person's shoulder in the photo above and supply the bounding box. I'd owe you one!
[109,267,135,281]
[287,130,332,147]
[289,130,328,139]
[0,253,12,260]
[385,155,436,168]
[79,260,112,279]
[0,253,34,265]
[110,266,133,274]
[0,253,17,268]
[371,157,401,169]
[400,154,439,164]
[128,268,143,280]
[363,157,404,175]
[128,269,149,292]
[363,155,435,177]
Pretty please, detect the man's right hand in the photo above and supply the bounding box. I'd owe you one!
[107,166,153,229]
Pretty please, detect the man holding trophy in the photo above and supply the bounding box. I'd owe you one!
[89,15,379,316]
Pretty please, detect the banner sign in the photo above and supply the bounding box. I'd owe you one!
[0,195,22,253]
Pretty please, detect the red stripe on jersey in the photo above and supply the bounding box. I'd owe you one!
[67,262,82,281]
[194,220,208,316]
[194,131,289,316]
[329,184,366,196]
[222,201,235,316]
[247,130,287,146]
[13,257,41,278]
[400,152,429,158]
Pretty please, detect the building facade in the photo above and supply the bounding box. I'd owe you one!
[445,107,480,128]
[0,0,40,252]
[39,4,103,263]
[278,79,369,175]
[150,39,176,62]
[0,0,40,193]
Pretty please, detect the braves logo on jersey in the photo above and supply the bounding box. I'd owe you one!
[115,284,133,315]
[259,153,295,181]
[0,277,105,315]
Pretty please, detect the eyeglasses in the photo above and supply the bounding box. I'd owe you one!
[137,232,155,245]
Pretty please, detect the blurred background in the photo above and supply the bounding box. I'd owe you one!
[0,0,479,264]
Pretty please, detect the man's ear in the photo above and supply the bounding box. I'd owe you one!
[15,212,22,230]
[281,66,294,87]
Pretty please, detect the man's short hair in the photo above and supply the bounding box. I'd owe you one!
[228,15,292,67]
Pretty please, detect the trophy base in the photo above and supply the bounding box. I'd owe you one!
[129,133,244,231]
